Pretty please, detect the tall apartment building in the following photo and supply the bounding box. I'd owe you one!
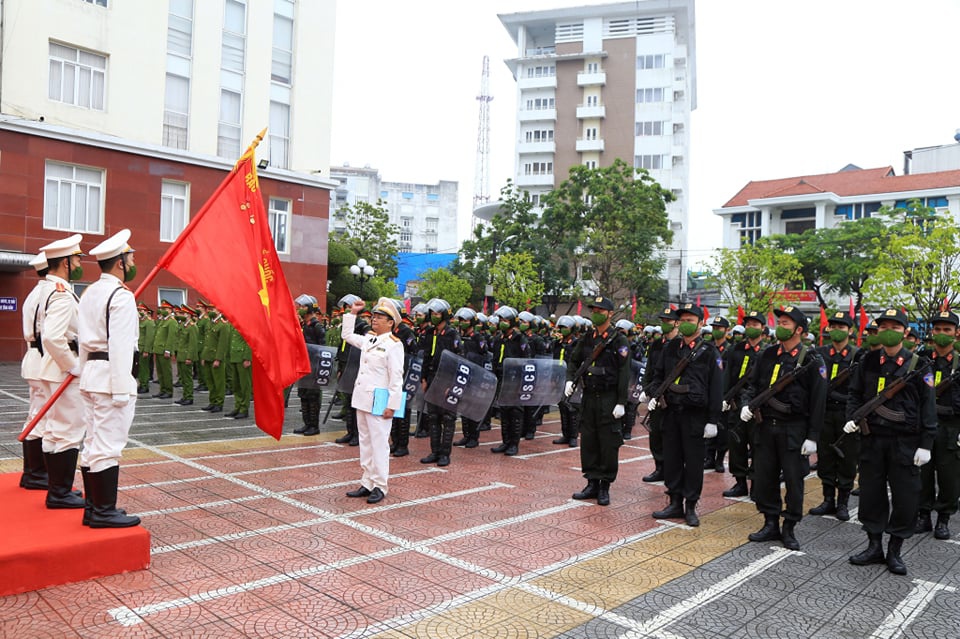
[498,0,696,300]
[329,165,458,255]
[0,0,337,359]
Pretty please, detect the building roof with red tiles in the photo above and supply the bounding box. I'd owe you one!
[721,166,960,208]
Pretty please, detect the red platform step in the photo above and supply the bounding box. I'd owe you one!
[0,472,150,596]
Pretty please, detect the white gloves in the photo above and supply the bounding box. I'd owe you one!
[67,365,81,377]
[721,400,730,412]
[704,423,718,439]
[638,391,648,405]
[914,448,931,466]
[564,381,574,398]
[612,404,625,419]
[111,393,130,407]
[740,406,753,422]
[957,432,960,448]
[801,439,817,456]
[843,420,859,434]
[647,398,659,412]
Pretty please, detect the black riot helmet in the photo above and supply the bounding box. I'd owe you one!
[493,305,518,329]
[425,298,451,326]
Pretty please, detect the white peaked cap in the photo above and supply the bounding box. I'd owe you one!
[29,252,48,271]
[89,229,134,261]
[39,234,83,259]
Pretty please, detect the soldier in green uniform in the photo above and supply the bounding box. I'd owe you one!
[175,305,199,406]
[200,305,231,413]
[226,324,252,419]
[152,300,178,399]
[137,303,155,394]
[195,299,211,392]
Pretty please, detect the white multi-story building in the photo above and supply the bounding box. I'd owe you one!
[498,0,696,299]
[329,165,458,255]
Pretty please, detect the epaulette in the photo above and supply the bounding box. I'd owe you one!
[389,333,400,342]
[55,282,66,292]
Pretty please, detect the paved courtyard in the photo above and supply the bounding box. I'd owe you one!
[0,362,957,638]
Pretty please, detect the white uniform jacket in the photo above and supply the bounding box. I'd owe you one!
[343,313,404,412]
[78,274,138,396]
[21,278,54,381]
[38,275,79,382]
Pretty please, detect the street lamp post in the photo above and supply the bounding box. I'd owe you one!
[349,258,375,297]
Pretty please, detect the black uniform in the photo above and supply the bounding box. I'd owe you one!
[621,336,645,440]
[723,338,765,492]
[641,337,667,477]
[296,316,325,435]
[522,331,548,438]
[553,334,581,446]
[813,342,860,514]
[420,323,461,465]
[456,328,488,447]
[491,328,529,454]
[335,317,369,445]
[704,338,732,470]
[389,321,418,456]
[920,348,960,534]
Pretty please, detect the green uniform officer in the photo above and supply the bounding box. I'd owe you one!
[175,305,199,405]
[565,295,630,506]
[201,307,231,413]
[152,300,178,399]
[226,325,252,418]
[195,300,211,391]
[137,303,155,394]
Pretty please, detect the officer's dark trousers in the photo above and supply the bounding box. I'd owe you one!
[647,410,664,464]
[728,414,755,480]
[817,406,859,492]
[662,407,706,501]
[920,419,960,516]
[579,390,623,483]
[754,419,807,522]
[622,402,639,436]
[559,400,581,441]
[859,434,921,538]
[500,406,522,445]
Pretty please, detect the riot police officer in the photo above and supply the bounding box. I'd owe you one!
[722,311,767,498]
[491,306,529,456]
[419,298,461,466]
[640,307,679,483]
[705,316,732,472]
[389,299,418,457]
[452,307,487,448]
[553,315,581,447]
[294,294,324,436]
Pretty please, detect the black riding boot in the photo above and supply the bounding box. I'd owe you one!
[835,490,851,521]
[849,532,885,565]
[934,513,952,540]
[809,485,837,516]
[781,519,800,550]
[20,438,48,490]
[748,514,781,542]
[505,412,522,456]
[88,465,140,528]
[597,480,611,506]
[45,449,84,509]
[420,415,442,464]
[886,536,907,575]
[437,413,457,467]
[392,413,410,457]
[684,499,699,526]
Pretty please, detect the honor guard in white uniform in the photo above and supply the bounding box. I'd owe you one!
[37,234,86,509]
[343,298,405,504]
[77,229,141,528]
[19,252,54,489]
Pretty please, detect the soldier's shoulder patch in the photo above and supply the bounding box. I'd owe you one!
[389,333,400,342]
[618,345,629,358]
[55,282,66,292]
[717,357,724,370]
[819,365,827,379]
[924,372,935,387]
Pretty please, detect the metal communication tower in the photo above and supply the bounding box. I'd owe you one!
[472,55,492,230]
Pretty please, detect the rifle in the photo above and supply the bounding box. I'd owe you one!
[746,358,818,424]
[935,367,960,398]
[640,339,712,429]
[564,317,624,398]
[723,374,753,444]
[827,361,858,394]
[830,363,926,458]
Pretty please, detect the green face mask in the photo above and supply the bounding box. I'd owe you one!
[933,333,955,347]
[660,322,675,334]
[208,311,217,319]
[678,322,698,337]
[712,329,726,341]
[560,327,571,337]
[744,327,763,340]
[519,322,530,331]
[297,308,307,318]
[68,265,83,281]
[499,321,510,331]
[775,326,795,342]
[878,329,904,347]
[702,333,713,341]
[903,341,916,351]
[733,334,745,342]
[829,329,848,343]
[590,312,608,325]
[430,314,442,326]
[866,334,880,346]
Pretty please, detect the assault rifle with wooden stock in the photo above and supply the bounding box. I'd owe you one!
[639,339,712,429]
[746,358,818,424]
[828,361,859,394]
[564,317,623,399]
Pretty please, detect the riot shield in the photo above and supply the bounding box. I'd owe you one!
[627,359,645,405]
[423,350,498,422]
[403,356,424,402]
[336,346,361,393]
[300,344,338,389]
[497,357,568,407]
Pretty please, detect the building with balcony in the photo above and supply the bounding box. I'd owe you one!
[498,0,696,299]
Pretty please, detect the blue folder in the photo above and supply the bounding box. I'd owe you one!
[372,387,405,416]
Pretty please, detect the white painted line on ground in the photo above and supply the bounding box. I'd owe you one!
[868,579,956,639]
[514,446,581,459]
[571,454,653,471]
[0,388,29,403]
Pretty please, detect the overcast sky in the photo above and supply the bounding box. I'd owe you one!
[330,0,960,269]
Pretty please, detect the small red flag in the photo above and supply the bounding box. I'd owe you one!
[737,305,745,326]
[857,305,869,347]
[577,300,582,315]
[767,311,775,328]
[702,306,710,322]
[849,297,854,318]
[631,294,637,320]
[942,297,949,312]
[819,306,828,346]
[156,150,310,440]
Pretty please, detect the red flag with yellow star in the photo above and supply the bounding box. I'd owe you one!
[155,136,309,439]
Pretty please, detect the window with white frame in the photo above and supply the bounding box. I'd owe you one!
[268,197,290,253]
[48,42,106,110]
[163,73,190,149]
[400,217,412,228]
[525,65,555,78]
[525,97,555,111]
[584,127,598,140]
[268,101,290,169]
[586,62,599,73]
[635,121,664,137]
[399,231,412,243]
[272,0,293,84]
[424,218,438,233]
[158,288,186,307]
[160,181,189,242]
[43,161,104,233]
[222,0,246,73]
[636,54,665,69]
[523,162,553,176]
[218,88,242,158]
[524,129,554,143]
[167,0,194,57]
[81,0,107,6]
[634,154,667,171]
[636,87,666,104]
[586,95,598,107]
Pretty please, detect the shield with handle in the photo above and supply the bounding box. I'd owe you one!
[627,359,645,404]
[300,344,338,389]
[423,350,498,422]
[335,345,361,393]
[497,357,568,407]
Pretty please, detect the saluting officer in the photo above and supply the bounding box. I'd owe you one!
[916,310,960,540]
[740,306,826,550]
[647,303,722,526]
[19,252,53,490]
[640,306,679,483]
[565,295,630,507]
[722,311,767,498]
[809,310,859,521]
[77,229,141,528]
[846,308,935,575]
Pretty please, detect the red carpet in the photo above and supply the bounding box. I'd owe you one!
[0,472,150,596]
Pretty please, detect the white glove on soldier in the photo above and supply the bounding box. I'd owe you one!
[801,439,817,456]
[612,404,625,419]
[914,448,931,466]
[647,398,659,412]
[721,400,730,412]
[843,421,859,434]
[67,365,81,378]
[638,391,648,405]
[111,394,130,407]
[704,423,718,439]
[740,406,753,422]
[563,381,574,398]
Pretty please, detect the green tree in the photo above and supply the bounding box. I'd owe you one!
[540,159,673,304]
[337,199,400,280]
[490,253,544,311]
[415,268,472,309]
[706,239,803,313]
[325,239,396,308]
[862,200,960,323]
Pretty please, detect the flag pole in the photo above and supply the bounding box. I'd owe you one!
[19,129,268,442]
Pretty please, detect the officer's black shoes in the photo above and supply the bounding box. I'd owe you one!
[491,443,510,454]
[886,536,907,575]
[809,499,836,517]
[702,456,714,470]
[597,480,610,506]
[293,425,308,434]
[915,510,933,534]
[849,532,885,566]
[503,444,519,456]
[722,478,749,498]
[87,466,140,529]
[420,452,440,464]
[346,486,371,498]
[781,520,800,550]
[453,437,469,447]
[348,436,359,446]
[684,500,699,527]
[568,438,578,448]
[233,412,249,419]
[552,437,570,445]
[301,427,320,436]
[835,490,851,522]
[137,386,149,395]
[392,447,409,457]
[464,439,479,449]
[748,515,781,542]
[437,455,451,467]
[572,479,600,500]
[366,487,385,504]
[224,410,238,418]
[334,433,352,443]
[934,513,952,540]
[19,439,48,490]
[652,495,685,520]
[175,398,193,406]
[622,429,633,441]
[208,406,222,413]
[714,459,725,473]
[642,464,664,483]
[524,432,536,440]
[201,404,216,411]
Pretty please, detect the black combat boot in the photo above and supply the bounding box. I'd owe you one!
[597,480,611,506]
[572,479,599,500]
[45,449,85,509]
[414,411,430,438]
[915,510,933,534]
[703,451,715,470]
[835,490,851,522]
[809,486,837,516]
[652,495,685,520]
[723,477,749,497]
[781,520,800,550]
[391,414,410,457]
[420,419,442,464]
[437,414,456,467]
[642,462,664,483]
[553,436,571,445]
[748,514,781,542]
[886,536,907,575]
[88,465,141,528]
[19,438,48,490]
[849,532,885,565]
[684,500,699,527]
[81,466,93,526]
[934,513,952,540]
[504,413,522,456]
